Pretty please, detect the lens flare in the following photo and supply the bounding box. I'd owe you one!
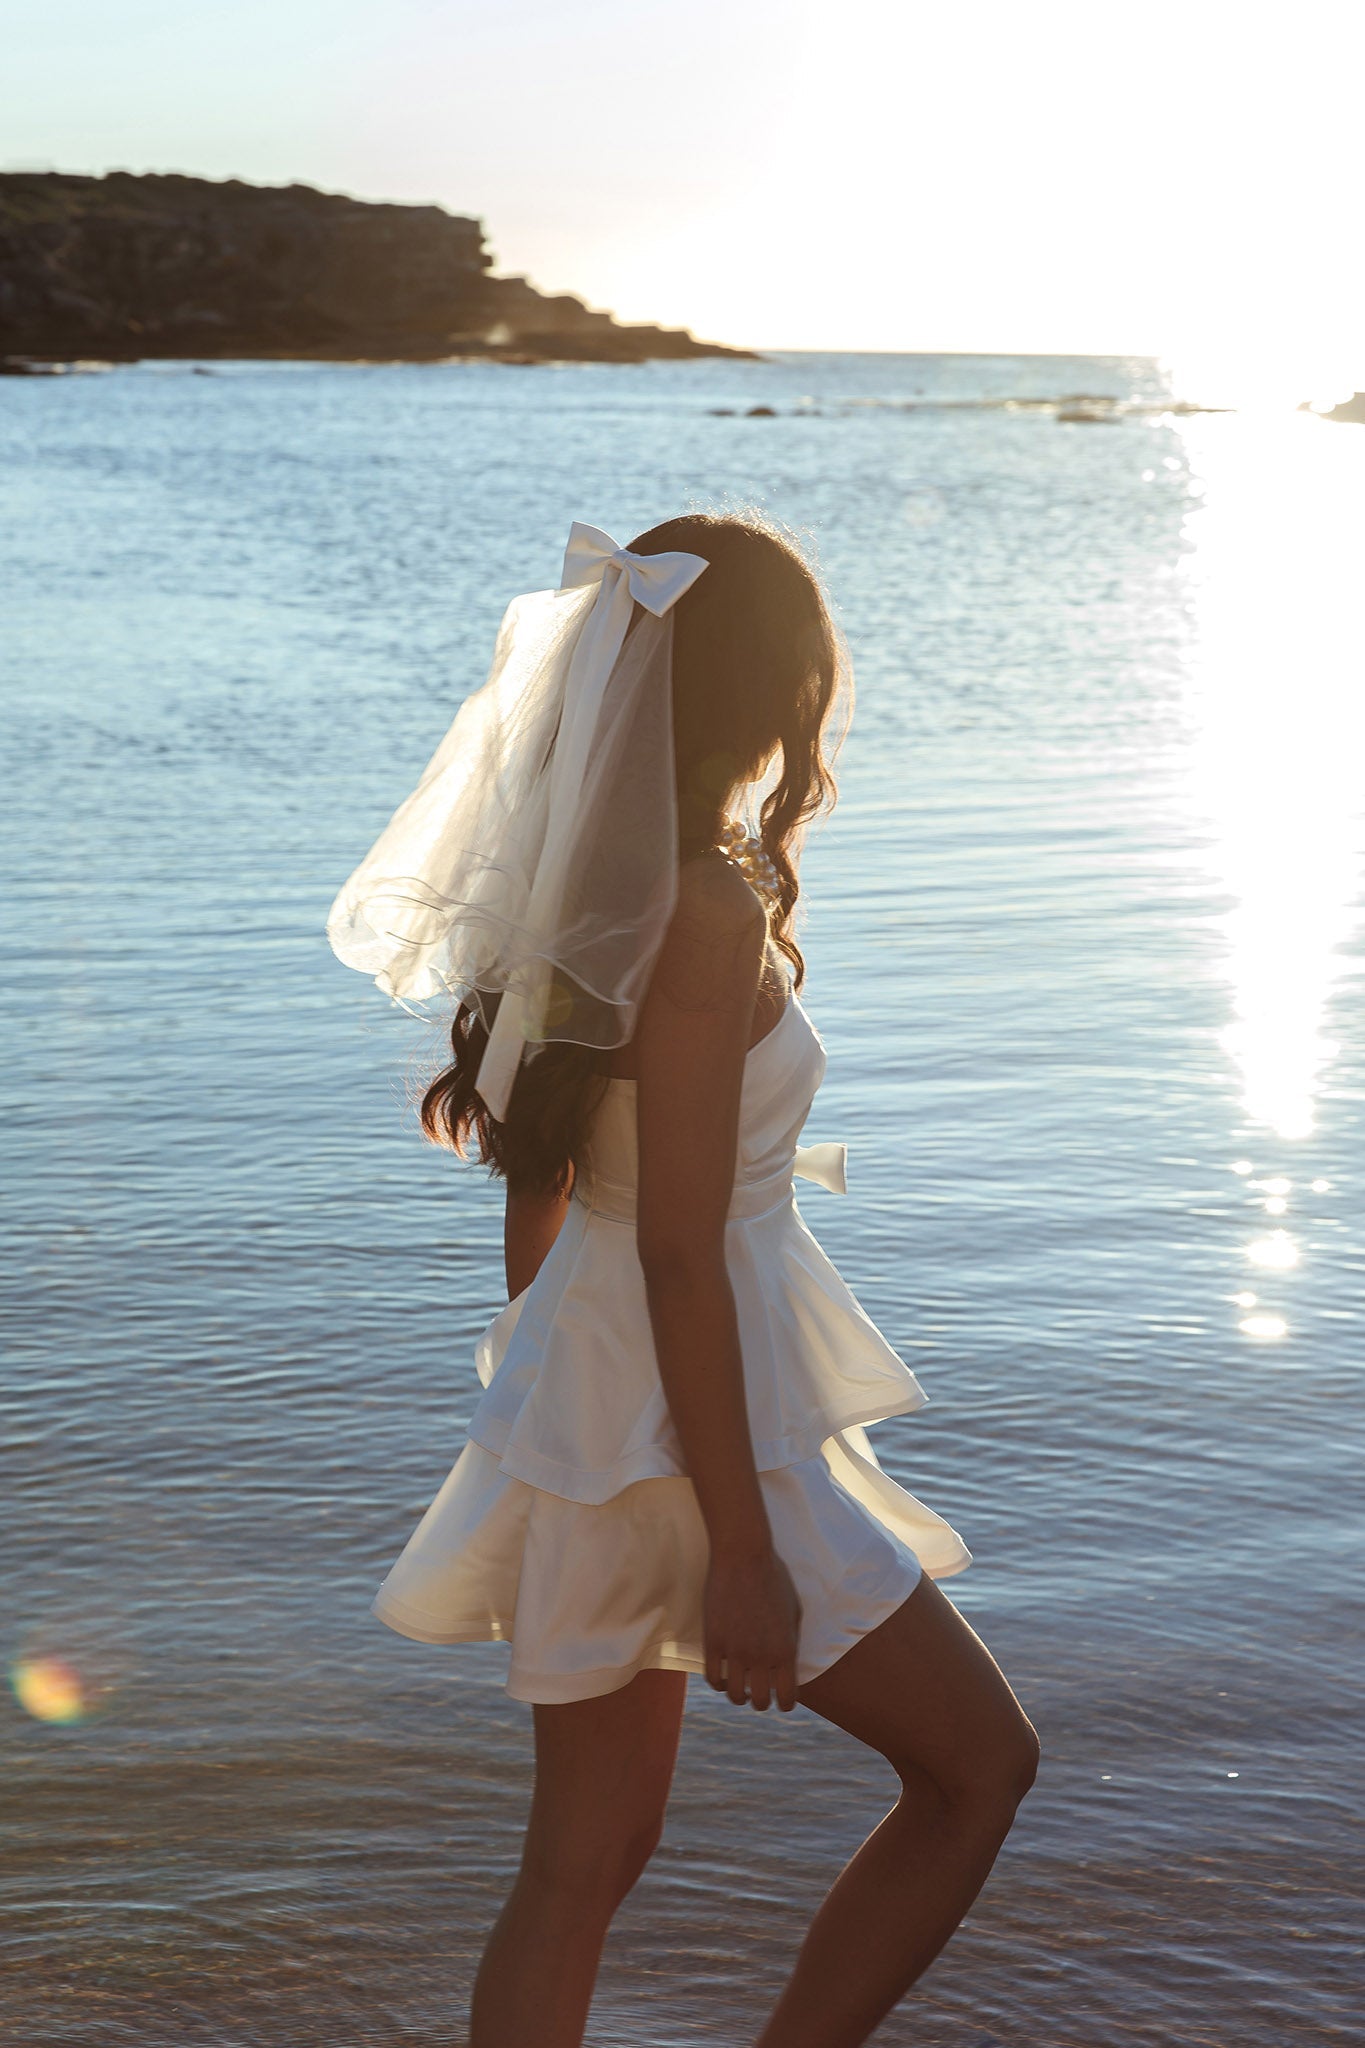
[8,1622,126,1727]
[10,1654,88,1725]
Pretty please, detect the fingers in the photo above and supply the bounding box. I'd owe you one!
[710,1653,790,1712]
[708,1648,766,1710]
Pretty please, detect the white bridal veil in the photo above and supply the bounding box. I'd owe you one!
[326,522,709,1120]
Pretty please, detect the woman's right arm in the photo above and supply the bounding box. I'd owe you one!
[633,858,801,1713]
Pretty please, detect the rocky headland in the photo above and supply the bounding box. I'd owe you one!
[0,171,751,366]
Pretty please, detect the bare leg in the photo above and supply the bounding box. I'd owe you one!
[755,1573,1039,2048]
[469,1667,686,2048]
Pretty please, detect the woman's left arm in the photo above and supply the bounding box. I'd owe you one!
[504,1169,575,1299]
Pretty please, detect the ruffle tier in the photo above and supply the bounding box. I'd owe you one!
[372,1424,970,1703]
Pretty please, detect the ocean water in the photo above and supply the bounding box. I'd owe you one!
[3,351,1363,2046]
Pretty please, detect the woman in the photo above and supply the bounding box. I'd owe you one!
[329,513,1038,2048]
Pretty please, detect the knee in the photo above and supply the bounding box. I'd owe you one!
[1001,1714,1041,1805]
[522,1811,665,1914]
[610,1812,667,1899]
[904,1711,1040,1827]
[965,1710,1040,1819]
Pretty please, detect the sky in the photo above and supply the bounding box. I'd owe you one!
[3,0,1362,372]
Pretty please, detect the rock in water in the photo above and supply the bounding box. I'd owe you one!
[0,171,752,365]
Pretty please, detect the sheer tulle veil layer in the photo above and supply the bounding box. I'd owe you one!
[326,524,709,1120]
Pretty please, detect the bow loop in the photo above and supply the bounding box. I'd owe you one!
[561,520,708,617]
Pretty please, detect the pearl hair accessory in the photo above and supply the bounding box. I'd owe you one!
[716,815,781,906]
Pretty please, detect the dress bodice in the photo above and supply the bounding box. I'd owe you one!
[572,994,837,1224]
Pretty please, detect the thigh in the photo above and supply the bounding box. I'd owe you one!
[527,1668,687,1853]
[798,1573,1036,1796]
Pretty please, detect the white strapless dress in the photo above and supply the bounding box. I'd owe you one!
[373,991,971,1702]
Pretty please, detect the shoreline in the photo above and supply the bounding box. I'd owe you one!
[0,345,760,375]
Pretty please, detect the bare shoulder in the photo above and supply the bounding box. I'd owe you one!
[673,851,768,939]
[651,852,768,1016]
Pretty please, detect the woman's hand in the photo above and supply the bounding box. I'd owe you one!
[703,1544,802,1712]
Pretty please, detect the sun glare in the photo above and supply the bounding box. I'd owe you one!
[1177,409,1365,1139]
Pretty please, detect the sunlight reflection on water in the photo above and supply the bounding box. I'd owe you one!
[1177,410,1365,1142]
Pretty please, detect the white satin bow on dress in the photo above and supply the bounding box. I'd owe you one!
[792,1140,848,1195]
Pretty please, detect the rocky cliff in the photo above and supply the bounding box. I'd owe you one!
[0,171,750,364]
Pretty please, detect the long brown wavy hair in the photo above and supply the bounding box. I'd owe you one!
[420,509,852,1196]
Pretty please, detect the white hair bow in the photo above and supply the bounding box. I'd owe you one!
[560,521,709,617]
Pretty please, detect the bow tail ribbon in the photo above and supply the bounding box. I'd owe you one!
[792,1140,848,1194]
[474,571,636,1119]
